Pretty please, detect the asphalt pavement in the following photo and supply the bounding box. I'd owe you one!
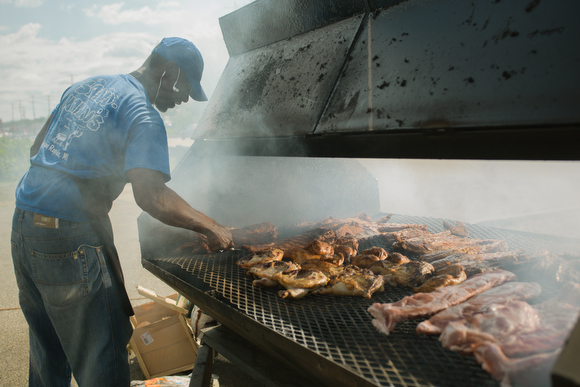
[0,181,258,387]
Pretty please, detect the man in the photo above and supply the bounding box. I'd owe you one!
[11,37,233,387]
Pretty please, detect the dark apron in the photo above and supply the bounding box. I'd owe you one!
[74,176,134,316]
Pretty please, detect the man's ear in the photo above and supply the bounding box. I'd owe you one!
[164,61,180,80]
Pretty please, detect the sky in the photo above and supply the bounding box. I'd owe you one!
[0,0,254,123]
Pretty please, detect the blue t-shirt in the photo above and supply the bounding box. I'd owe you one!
[15,74,171,222]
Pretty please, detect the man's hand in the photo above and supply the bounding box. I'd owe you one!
[127,168,234,252]
[206,225,234,251]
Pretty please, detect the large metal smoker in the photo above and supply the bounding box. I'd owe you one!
[137,1,580,386]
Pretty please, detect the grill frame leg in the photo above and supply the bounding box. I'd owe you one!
[189,341,215,387]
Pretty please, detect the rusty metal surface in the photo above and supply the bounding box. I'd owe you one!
[194,15,362,140]
[317,0,580,133]
[219,0,365,56]
[191,0,580,160]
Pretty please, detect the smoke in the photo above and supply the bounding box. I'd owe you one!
[358,159,580,239]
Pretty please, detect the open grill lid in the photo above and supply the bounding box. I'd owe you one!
[190,0,580,160]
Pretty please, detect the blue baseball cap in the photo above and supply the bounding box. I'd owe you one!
[153,37,208,101]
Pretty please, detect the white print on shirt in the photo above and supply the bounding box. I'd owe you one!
[43,78,120,159]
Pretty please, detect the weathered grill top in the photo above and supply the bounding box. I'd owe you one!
[142,214,580,387]
[185,0,580,160]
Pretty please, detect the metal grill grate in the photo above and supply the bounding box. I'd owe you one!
[146,215,580,387]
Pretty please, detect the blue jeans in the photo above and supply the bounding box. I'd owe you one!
[11,208,133,387]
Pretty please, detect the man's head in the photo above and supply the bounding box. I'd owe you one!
[152,37,207,102]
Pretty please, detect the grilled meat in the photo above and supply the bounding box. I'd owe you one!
[284,249,343,266]
[438,282,580,359]
[242,227,336,252]
[350,247,389,268]
[178,222,280,254]
[282,213,379,235]
[368,252,411,275]
[383,228,432,244]
[305,240,334,255]
[431,250,527,276]
[473,343,560,387]
[361,247,388,260]
[230,222,279,245]
[439,301,541,354]
[333,236,359,264]
[377,223,428,233]
[248,260,301,287]
[412,264,467,293]
[443,221,470,237]
[351,254,383,268]
[391,221,481,255]
[418,239,509,262]
[300,259,345,277]
[531,251,580,283]
[416,281,542,335]
[274,269,329,299]
[236,248,284,270]
[368,270,517,335]
[312,266,385,298]
[382,261,435,288]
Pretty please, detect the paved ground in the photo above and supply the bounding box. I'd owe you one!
[0,180,257,387]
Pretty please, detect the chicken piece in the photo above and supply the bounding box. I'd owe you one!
[383,261,435,288]
[368,252,411,275]
[333,236,359,264]
[413,264,467,293]
[242,227,335,253]
[388,252,411,265]
[230,222,278,245]
[248,260,301,287]
[352,254,382,268]
[301,259,345,277]
[313,266,385,298]
[236,248,284,270]
[361,247,388,260]
[418,240,509,262]
[284,249,340,265]
[334,244,356,264]
[274,269,329,299]
[335,236,359,253]
[284,249,324,264]
[305,240,334,255]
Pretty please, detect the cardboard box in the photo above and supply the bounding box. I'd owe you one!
[129,287,198,379]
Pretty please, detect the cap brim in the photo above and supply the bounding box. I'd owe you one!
[190,83,208,101]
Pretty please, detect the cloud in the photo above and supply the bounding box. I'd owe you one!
[0,1,253,121]
[14,0,44,7]
[84,2,183,25]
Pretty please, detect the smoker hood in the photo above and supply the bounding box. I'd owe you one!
[189,0,580,160]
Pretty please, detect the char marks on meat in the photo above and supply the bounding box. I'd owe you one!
[230,222,278,245]
[236,248,284,270]
[430,250,528,276]
[274,269,329,299]
[418,239,509,262]
[367,270,517,335]
[242,227,336,253]
[249,260,301,287]
[412,264,467,293]
[312,266,385,299]
[382,261,435,288]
